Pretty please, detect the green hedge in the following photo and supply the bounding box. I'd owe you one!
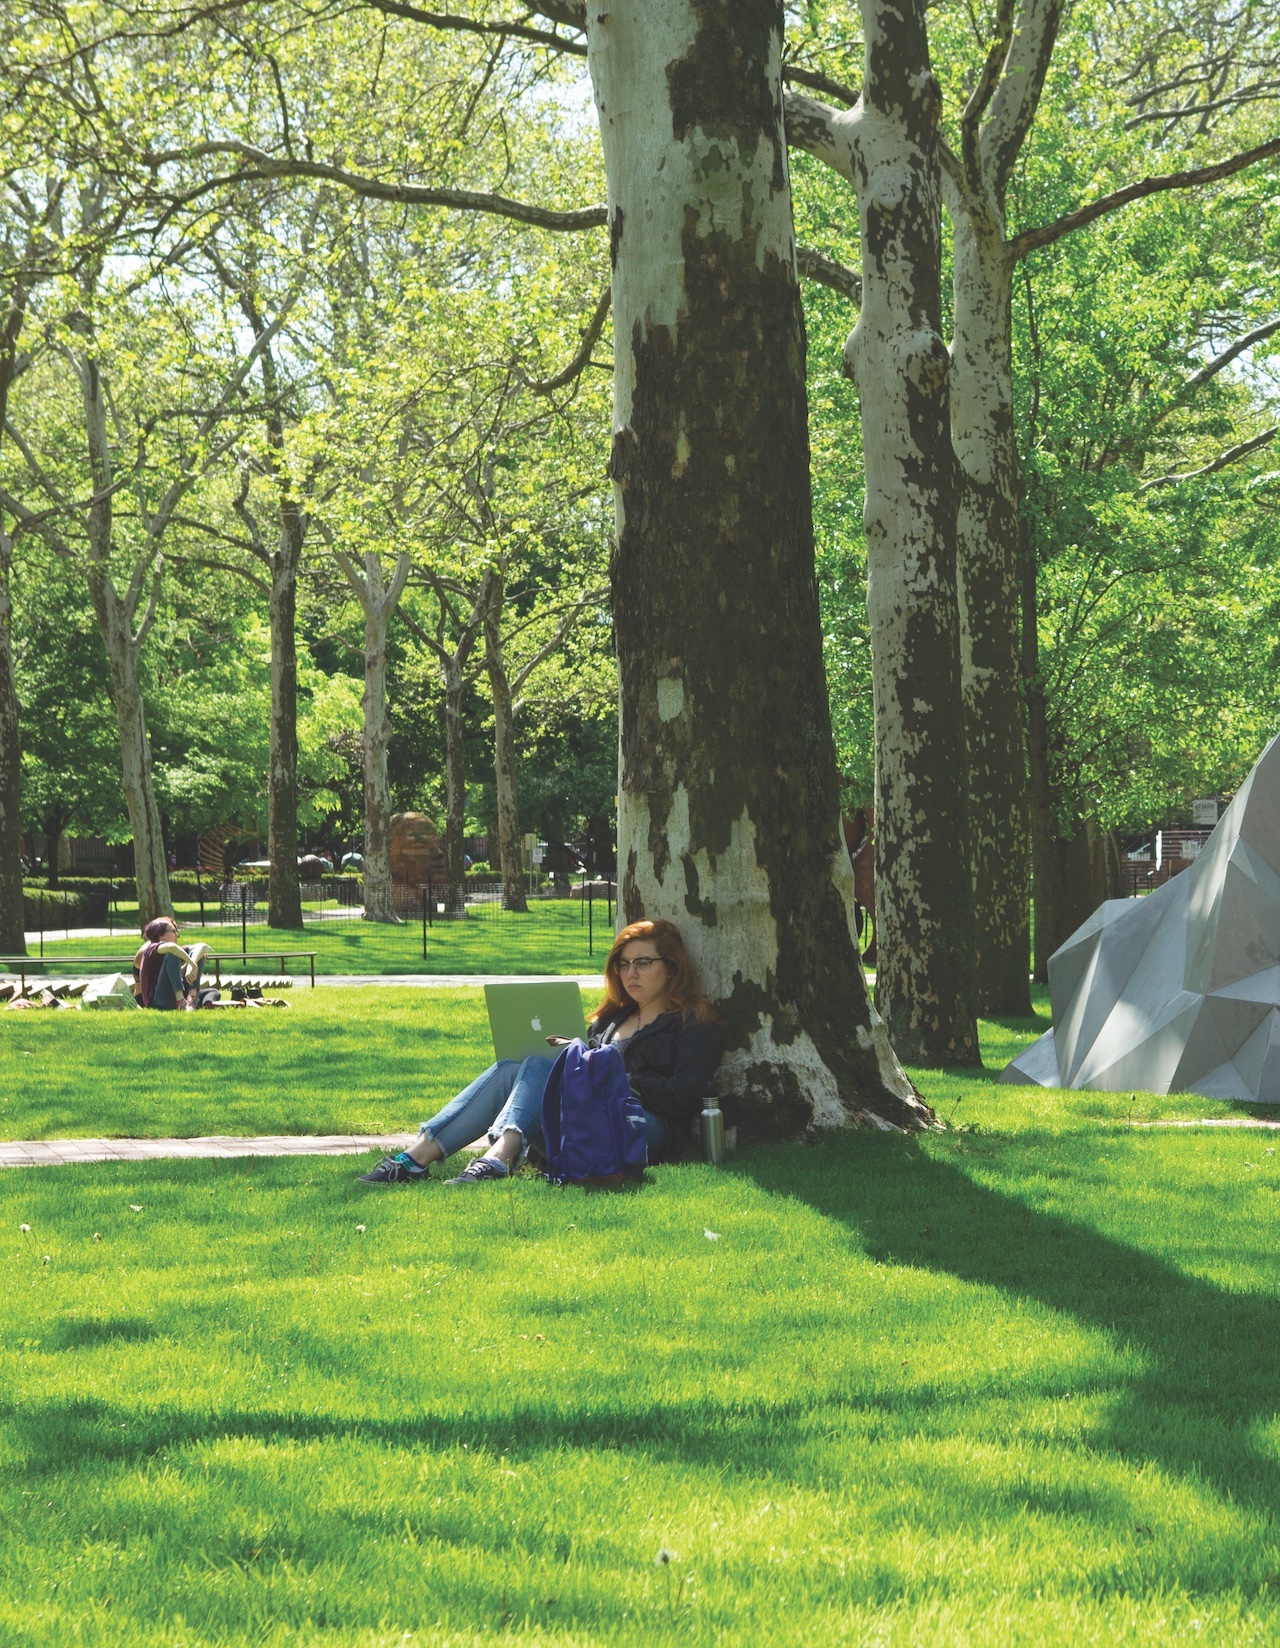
[22,887,104,927]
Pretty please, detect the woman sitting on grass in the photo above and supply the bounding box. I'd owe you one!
[360,918,723,1186]
[134,918,220,1010]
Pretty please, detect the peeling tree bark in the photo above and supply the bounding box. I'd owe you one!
[587,0,930,1132]
[940,0,1062,1016]
[335,549,412,922]
[786,0,979,1066]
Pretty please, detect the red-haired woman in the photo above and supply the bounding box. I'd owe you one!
[359,918,722,1185]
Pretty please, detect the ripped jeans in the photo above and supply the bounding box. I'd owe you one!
[419,1055,665,1160]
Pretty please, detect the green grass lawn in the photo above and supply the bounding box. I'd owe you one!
[16,902,610,978]
[4,992,1280,1643]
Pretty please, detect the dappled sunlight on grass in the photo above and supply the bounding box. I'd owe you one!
[4,989,1280,1641]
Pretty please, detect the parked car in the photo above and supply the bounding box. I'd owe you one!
[340,852,364,870]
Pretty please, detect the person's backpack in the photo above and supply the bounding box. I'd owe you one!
[541,1040,649,1184]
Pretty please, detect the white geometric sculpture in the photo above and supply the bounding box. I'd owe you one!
[1002,732,1280,1101]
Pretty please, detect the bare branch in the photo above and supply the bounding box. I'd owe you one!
[509,586,606,697]
[521,283,611,394]
[147,141,608,233]
[1008,137,1280,263]
[167,552,272,595]
[796,245,862,305]
[363,0,587,55]
[783,64,859,106]
[1182,316,1280,394]
[1140,426,1278,492]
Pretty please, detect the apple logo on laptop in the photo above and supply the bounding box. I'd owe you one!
[531,1016,542,1031]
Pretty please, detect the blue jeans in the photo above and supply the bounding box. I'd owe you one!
[420,1056,666,1161]
[151,953,202,1010]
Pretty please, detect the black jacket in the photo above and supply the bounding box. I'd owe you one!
[588,1008,722,1130]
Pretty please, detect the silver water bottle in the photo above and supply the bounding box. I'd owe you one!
[701,1098,726,1166]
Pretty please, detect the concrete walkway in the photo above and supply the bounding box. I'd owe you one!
[0,1132,417,1169]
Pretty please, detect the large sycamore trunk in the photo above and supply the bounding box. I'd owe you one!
[845,0,979,1065]
[268,521,303,929]
[0,543,23,952]
[949,222,1031,1015]
[586,0,929,1133]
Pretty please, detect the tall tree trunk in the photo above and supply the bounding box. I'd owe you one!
[483,584,528,914]
[949,216,1032,1015]
[845,0,977,1064]
[0,533,23,953]
[96,619,172,927]
[939,0,1061,1016]
[267,511,303,929]
[1021,512,1067,982]
[79,353,173,929]
[358,563,400,923]
[441,656,470,917]
[42,807,69,890]
[586,0,929,1133]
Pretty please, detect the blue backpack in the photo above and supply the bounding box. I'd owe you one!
[541,1040,650,1184]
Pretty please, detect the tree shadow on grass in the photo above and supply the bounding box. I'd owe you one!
[733,1133,1280,1520]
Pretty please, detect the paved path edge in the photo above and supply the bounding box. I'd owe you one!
[1,1133,418,1169]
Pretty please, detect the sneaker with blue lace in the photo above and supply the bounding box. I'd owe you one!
[358,1153,428,1185]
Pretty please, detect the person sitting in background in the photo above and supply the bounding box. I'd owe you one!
[134,918,219,1010]
[359,918,722,1186]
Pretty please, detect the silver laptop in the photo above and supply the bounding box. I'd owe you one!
[484,981,588,1063]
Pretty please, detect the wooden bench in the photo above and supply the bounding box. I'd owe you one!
[0,952,317,990]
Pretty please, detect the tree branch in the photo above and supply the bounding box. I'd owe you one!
[783,64,859,106]
[1008,137,1280,263]
[1182,316,1280,395]
[147,141,608,233]
[363,0,587,55]
[796,245,862,305]
[783,91,856,181]
[1140,425,1278,492]
[960,0,1017,195]
[509,586,606,698]
[977,0,1065,205]
[520,283,611,393]
[167,552,272,596]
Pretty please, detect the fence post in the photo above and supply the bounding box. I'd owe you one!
[108,883,113,937]
[241,884,248,955]
[196,867,205,927]
[607,878,612,929]
[588,878,593,958]
[422,887,428,961]
[428,874,434,928]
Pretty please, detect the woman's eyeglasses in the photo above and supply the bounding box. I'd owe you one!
[618,956,664,974]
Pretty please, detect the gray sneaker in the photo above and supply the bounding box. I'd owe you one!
[444,1157,509,1185]
[358,1154,427,1185]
